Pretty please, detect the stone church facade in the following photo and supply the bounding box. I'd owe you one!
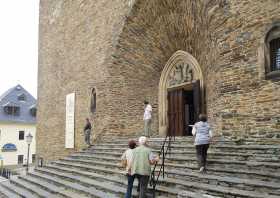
[37,0,280,161]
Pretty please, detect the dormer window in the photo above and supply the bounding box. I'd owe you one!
[30,107,37,117]
[3,105,20,116]
[18,94,26,101]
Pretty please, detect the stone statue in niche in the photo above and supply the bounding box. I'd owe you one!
[168,63,193,87]
[90,88,96,113]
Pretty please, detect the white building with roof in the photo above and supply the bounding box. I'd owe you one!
[0,85,36,166]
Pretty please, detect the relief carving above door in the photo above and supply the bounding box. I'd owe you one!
[168,63,194,87]
[158,50,204,136]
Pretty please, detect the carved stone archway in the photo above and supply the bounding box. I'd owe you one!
[158,50,204,136]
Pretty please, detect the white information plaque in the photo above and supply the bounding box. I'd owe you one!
[65,93,75,148]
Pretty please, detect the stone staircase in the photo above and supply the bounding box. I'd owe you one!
[0,136,280,198]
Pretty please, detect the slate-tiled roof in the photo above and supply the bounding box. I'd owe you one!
[0,85,36,124]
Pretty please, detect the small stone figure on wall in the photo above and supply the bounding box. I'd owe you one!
[84,118,92,147]
[90,88,96,113]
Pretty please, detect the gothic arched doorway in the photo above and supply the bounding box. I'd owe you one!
[158,51,204,136]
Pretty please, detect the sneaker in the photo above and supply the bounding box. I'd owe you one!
[198,167,205,173]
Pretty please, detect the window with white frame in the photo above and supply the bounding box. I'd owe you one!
[19,131,25,140]
[18,155,24,164]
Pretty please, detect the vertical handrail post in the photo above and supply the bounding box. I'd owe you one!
[150,132,174,197]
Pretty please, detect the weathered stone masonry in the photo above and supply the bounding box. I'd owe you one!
[37,0,280,161]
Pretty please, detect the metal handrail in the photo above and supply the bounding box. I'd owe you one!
[149,133,174,197]
[0,168,11,179]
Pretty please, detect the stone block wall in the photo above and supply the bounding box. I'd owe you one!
[206,0,280,139]
[37,0,133,161]
[38,0,280,161]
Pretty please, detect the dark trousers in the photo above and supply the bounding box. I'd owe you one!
[195,144,209,168]
[135,174,149,198]
[125,174,135,198]
[84,129,91,145]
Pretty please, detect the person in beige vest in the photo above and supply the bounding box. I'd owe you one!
[121,140,137,198]
[128,136,159,198]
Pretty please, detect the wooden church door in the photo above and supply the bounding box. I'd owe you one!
[167,89,185,136]
[167,80,201,136]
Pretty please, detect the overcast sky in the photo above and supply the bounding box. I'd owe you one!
[0,0,39,98]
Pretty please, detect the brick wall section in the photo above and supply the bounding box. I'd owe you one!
[38,0,280,161]
[207,0,280,139]
[37,0,133,161]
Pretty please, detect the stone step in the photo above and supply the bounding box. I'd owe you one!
[82,149,253,157]
[34,167,136,197]
[10,177,60,198]
[101,136,192,141]
[62,155,280,182]
[79,150,280,162]
[52,159,280,194]
[0,181,38,198]
[101,135,280,144]
[43,162,280,198]
[180,163,280,182]
[19,174,83,198]
[0,183,20,198]
[160,177,280,198]
[86,147,280,161]
[82,148,250,156]
[41,163,223,198]
[68,152,280,172]
[29,170,120,198]
[163,169,280,194]
[38,164,159,196]
[100,138,234,145]
[90,144,280,155]
[92,143,280,150]
[59,157,280,182]
[177,190,222,198]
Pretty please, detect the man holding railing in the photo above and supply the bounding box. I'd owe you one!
[128,136,159,198]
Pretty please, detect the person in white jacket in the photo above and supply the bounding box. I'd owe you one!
[192,114,213,173]
[143,100,152,137]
